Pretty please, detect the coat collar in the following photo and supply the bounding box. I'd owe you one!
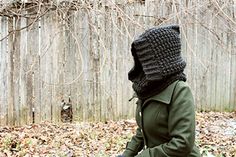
[142,80,179,107]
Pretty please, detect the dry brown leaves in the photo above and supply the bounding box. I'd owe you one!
[196,112,236,157]
[0,120,136,157]
[0,112,235,157]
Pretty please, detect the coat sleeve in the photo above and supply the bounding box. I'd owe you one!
[123,127,144,157]
[135,83,196,157]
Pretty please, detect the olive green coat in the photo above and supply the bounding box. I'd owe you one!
[123,81,200,157]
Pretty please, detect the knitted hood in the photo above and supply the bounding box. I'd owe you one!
[128,25,186,82]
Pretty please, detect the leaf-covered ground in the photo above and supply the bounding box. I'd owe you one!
[0,112,236,157]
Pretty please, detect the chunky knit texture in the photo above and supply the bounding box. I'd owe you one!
[128,25,186,81]
[131,71,186,100]
[128,25,187,99]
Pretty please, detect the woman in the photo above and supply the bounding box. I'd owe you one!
[119,25,200,157]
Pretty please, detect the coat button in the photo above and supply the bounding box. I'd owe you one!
[139,112,142,117]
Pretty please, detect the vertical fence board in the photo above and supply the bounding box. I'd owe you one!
[0,17,2,126]
[0,17,8,125]
[56,11,66,123]
[126,3,137,118]
[105,0,112,121]
[44,12,53,121]
[116,4,123,120]
[7,17,14,125]
[92,1,101,122]
[98,0,106,121]
[28,15,39,124]
[73,10,83,121]
[2,17,7,126]
[78,9,87,121]
[19,16,27,125]
[68,11,79,122]
[13,17,21,126]
[51,11,60,123]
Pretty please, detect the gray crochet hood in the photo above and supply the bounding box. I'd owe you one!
[128,25,186,82]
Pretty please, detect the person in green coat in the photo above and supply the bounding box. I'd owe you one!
[118,25,201,157]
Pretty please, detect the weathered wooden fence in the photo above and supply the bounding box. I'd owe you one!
[0,0,236,126]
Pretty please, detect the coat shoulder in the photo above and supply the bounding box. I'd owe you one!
[175,80,190,89]
[173,81,193,97]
